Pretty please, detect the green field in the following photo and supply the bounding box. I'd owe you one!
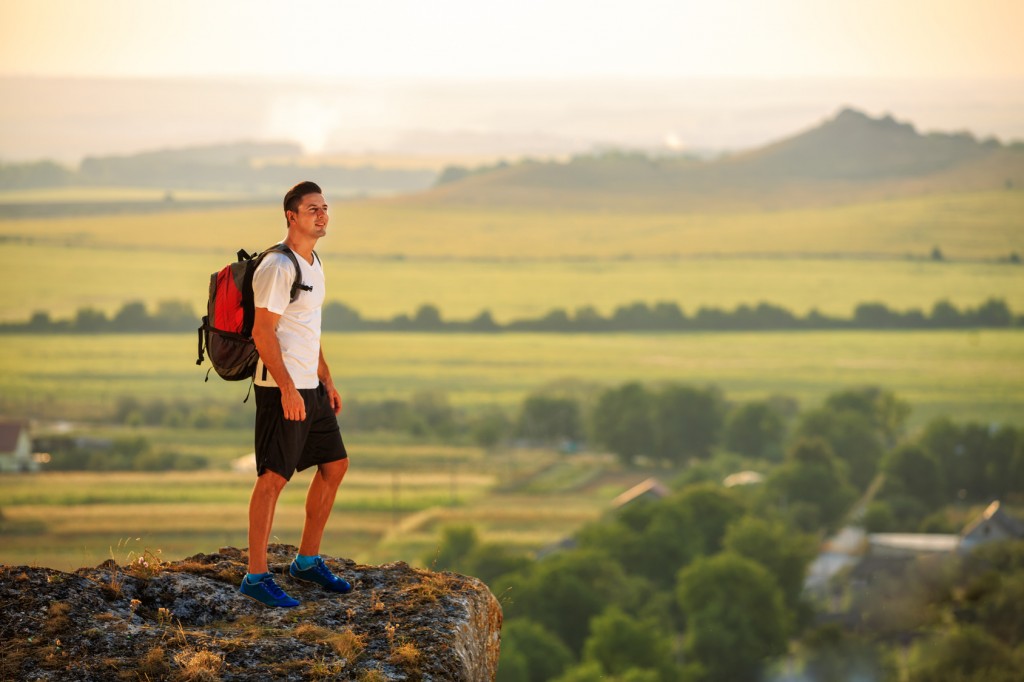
[1,330,1021,427]
[2,189,1022,259]
[1,242,1021,324]
[1,188,1021,324]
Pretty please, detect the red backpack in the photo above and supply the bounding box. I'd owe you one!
[196,243,315,384]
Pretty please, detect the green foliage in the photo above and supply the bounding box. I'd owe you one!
[918,418,1023,502]
[39,433,207,472]
[425,525,478,572]
[9,296,1019,335]
[516,394,582,444]
[861,500,897,532]
[762,438,857,532]
[880,444,946,510]
[907,625,1021,682]
[796,405,884,491]
[801,625,895,682]
[590,382,653,465]
[724,400,787,460]
[723,516,817,612]
[576,497,702,589]
[824,386,910,447]
[650,384,724,462]
[670,484,747,557]
[581,606,677,681]
[497,620,573,682]
[675,552,789,682]
[498,548,633,655]
[470,406,512,450]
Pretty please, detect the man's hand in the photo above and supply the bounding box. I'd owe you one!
[281,386,306,421]
[324,380,343,415]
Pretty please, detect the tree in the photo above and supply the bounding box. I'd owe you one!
[471,407,511,450]
[796,407,884,490]
[498,548,633,655]
[823,386,910,447]
[516,395,582,444]
[424,525,478,573]
[581,606,677,680]
[497,619,574,682]
[412,303,443,330]
[73,307,108,332]
[763,438,858,532]
[676,553,789,682]
[591,383,653,465]
[670,484,747,556]
[724,401,786,460]
[577,496,702,589]
[650,384,724,463]
[907,626,1021,682]
[111,301,149,331]
[723,516,817,611]
[880,444,945,510]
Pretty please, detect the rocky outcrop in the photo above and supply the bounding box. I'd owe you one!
[0,544,502,681]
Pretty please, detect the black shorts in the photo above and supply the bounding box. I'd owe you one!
[254,383,347,480]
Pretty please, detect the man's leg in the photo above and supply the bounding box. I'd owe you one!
[298,458,349,556]
[247,470,289,574]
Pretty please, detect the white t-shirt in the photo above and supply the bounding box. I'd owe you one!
[251,247,325,389]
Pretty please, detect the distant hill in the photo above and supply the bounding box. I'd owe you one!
[0,141,437,200]
[419,108,1024,210]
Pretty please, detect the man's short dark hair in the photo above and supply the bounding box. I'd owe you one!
[283,181,323,214]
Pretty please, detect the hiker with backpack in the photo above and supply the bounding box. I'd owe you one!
[235,180,353,607]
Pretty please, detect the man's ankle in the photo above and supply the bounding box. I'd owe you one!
[294,554,320,570]
[245,571,271,585]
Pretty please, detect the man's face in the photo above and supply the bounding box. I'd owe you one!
[288,193,329,238]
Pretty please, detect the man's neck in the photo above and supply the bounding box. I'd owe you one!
[283,236,316,264]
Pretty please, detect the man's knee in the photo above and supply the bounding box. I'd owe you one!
[256,469,289,494]
[318,458,348,486]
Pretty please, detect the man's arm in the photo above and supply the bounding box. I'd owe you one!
[251,307,306,421]
[318,346,342,415]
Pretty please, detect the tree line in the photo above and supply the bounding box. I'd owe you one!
[3,296,1019,334]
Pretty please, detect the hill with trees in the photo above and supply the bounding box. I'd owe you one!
[424,108,1024,210]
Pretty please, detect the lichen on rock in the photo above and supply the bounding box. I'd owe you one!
[0,544,502,681]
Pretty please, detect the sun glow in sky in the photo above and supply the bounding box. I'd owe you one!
[1,0,1022,80]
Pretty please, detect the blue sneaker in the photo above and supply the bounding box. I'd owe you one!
[289,557,352,593]
[239,574,300,607]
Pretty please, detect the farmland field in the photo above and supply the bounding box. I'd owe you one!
[0,448,625,573]
[1,188,1021,324]
[2,189,1022,259]
[1,330,1021,427]
[1,242,1022,324]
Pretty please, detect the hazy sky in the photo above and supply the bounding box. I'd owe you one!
[2,0,1022,80]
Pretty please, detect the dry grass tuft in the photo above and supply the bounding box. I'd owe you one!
[327,629,366,661]
[389,640,422,668]
[172,647,224,682]
[306,656,346,680]
[138,646,171,680]
[403,569,461,604]
[44,601,72,635]
[294,623,366,661]
[357,669,388,682]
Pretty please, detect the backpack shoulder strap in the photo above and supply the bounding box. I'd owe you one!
[261,243,312,303]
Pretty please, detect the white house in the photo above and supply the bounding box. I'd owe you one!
[0,420,37,473]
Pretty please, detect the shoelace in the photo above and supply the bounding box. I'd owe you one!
[261,577,286,598]
[312,558,337,581]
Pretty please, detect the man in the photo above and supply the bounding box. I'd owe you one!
[239,181,352,608]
